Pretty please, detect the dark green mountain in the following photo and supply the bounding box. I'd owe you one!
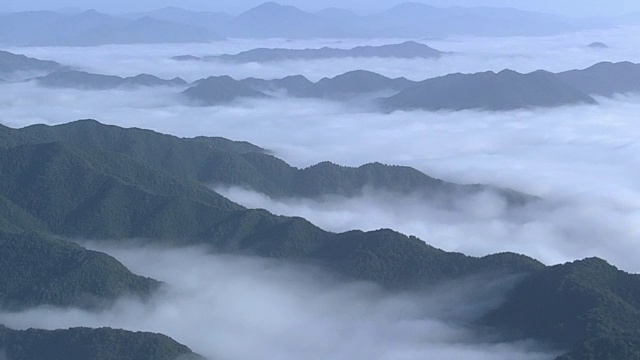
[381,69,597,112]
[483,257,640,359]
[0,326,201,360]
[0,120,530,205]
[0,134,541,288]
[0,50,65,76]
[34,71,187,90]
[0,231,158,309]
[1,119,640,359]
[210,41,443,63]
[557,61,640,97]
[182,76,270,105]
[0,141,241,239]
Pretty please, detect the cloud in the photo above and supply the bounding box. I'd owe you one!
[0,244,557,360]
[2,27,640,274]
[6,25,640,82]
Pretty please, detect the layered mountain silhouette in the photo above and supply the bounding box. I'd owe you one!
[198,41,444,63]
[557,61,640,97]
[0,3,608,46]
[380,69,597,111]
[183,67,602,111]
[0,119,639,359]
[0,10,222,46]
[182,76,270,105]
[33,71,187,90]
[0,50,66,76]
[184,70,415,102]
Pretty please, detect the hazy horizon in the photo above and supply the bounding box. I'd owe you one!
[0,0,638,18]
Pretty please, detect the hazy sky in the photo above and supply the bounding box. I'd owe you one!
[1,0,638,17]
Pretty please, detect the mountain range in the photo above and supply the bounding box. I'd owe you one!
[179,41,445,63]
[4,48,640,112]
[33,71,187,90]
[0,2,624,46]
[0,119,639,359]
[0,50,67,77]
[182,62,640,111]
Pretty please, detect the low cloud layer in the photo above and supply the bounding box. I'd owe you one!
[2,79,640,272]
[2,29,640,274]
[6,25,640,82]
[0,244,556,360]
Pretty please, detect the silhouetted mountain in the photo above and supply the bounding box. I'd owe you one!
[370,2,576,37]
[300,70,415,98]
[0,231,158,310]
[126,6,232,34]
[557,61,640,97]
[0,3,617,44]
[211,41,444,63]
[224,2,341,38]
[172,55,202,61]
[587,41,609,49]
[33,71,187,90]
[187,71,415,101]
[0,326,202,360]
[0,50,66,75]
[182,76,270,105]
[0,10,222,46]
[240,75,314,95]
[381,69,597,111]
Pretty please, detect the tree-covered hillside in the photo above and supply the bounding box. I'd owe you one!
[0,326,202,360]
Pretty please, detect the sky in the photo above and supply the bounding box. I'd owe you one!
[0,0,639,18]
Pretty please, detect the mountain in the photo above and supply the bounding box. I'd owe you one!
[299,70,415,98]
[0,50,66,76]
[370,2,576,37]
[0,10,221,46]
[186,71,415,102]
[182,76,270,105]
[587,42,609,49]
[0,120,541,285]
[0,141,241,239]
[557,61,640,97]
[224,2,341,38]
[211,41,444,63]
[126,6,232,34]
[33,71,187,90]
[483,258,640,359]
[240,75,314,95]
[0,231,158,310]
[2,119,640,358]
[0,4,614,44]
[0,326,202,360]
[381,69,597,111]
[0,120,531,205]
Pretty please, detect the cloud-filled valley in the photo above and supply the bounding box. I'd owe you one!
[2,22,640,360]
[2,30,640,272]
[0,244,557,360]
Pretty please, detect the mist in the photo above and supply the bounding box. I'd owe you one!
[6,25,640,82]
[0,244,557,360]
[2,28,640,275]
